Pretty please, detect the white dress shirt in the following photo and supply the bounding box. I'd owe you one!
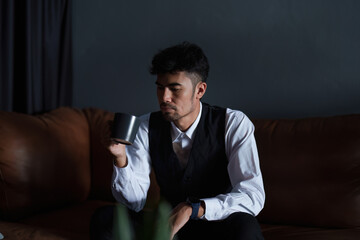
[112,102,265,221]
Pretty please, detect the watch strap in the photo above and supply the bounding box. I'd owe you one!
[187,197,201,220]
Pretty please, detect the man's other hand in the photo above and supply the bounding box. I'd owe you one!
[169,202,192,239]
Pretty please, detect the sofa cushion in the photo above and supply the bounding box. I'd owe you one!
[0,108,91,220]
[19,200,114,240]
[254,114,360,228]
[261,224,360,240]
[0,221,67,240]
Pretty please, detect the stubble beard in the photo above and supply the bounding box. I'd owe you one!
[161,103,179,122]
[160,101,195,123]
[162,112,179,122]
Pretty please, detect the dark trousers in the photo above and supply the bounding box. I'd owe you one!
[90,205,264,240]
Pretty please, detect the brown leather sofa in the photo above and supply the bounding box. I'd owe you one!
[0,107,359,239]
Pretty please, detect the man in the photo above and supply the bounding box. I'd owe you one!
[91,42,265,240]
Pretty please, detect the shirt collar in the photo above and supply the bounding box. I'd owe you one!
[171,102,202,142]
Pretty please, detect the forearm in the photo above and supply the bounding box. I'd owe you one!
[113,154,127,168]
[111,163,151,212]
[198,201,206,218]
[202,151,265,220]
[110,147,148,211]
[169,200,206,239]
[201,185,265,221]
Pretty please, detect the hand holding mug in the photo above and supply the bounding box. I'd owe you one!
[109,112,140,167]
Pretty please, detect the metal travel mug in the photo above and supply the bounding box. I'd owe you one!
[111,113,141,145]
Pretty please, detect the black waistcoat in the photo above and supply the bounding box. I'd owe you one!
[149,103,231,207]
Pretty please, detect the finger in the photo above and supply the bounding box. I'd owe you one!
[110,139,120,145]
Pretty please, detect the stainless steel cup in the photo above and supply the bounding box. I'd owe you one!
[111,113,140,145]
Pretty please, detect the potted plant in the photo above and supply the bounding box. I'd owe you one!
[113,200,172,240]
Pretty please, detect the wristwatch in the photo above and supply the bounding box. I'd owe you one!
[187,197,201,220]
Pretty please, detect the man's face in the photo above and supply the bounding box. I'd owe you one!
[156,72,201,123]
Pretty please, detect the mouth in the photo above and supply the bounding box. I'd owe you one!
[160,103,176,112]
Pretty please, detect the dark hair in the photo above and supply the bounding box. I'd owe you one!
[149,42,209,83]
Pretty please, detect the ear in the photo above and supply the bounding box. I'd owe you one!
[195,82,207,99]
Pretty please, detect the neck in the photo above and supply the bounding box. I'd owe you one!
[174,102,201,132]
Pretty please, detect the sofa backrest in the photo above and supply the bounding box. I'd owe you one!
[254,114,360,228]
[0,108,91,220]
[83,108,115,201]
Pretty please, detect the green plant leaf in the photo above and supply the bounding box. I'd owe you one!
[152,200,171,240]
[113,204,133,240]
[113,200,172,240]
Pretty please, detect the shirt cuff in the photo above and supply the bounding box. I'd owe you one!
[112,164,131,189]
[202,198,224,221]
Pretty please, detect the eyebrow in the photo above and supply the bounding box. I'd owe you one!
[155,81,182,87]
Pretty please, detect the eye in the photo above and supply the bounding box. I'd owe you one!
[171,88,180,92]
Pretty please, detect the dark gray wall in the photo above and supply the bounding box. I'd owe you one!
[72,0,360,119]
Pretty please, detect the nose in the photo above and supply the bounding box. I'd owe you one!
[160,87,172,103]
